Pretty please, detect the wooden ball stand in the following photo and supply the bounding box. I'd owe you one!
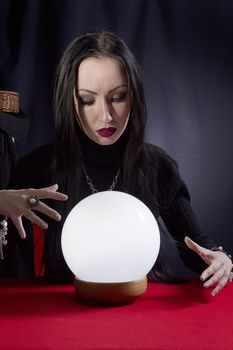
[74,276,147,305]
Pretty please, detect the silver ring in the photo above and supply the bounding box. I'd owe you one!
[26,195,40,209]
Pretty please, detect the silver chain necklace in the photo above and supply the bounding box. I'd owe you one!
[83,167,120,194]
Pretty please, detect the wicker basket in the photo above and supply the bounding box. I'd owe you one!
[0,90,19,113]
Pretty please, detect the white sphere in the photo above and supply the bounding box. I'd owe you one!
[61,191,160,283]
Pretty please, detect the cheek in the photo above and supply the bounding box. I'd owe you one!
[79,108,95,126]
[115,103,131,121]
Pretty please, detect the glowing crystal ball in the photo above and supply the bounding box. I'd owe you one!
[61,191,160,283]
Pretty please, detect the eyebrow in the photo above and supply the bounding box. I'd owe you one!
[77,84,128,95]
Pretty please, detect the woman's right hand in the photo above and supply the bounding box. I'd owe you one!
[0,184,68,239]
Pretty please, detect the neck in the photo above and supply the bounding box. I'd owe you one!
[80,129,129,167]
[79,129,129,193]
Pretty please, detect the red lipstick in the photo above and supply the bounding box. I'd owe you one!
[97,127,116,137]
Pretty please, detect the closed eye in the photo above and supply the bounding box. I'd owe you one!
[78,97,95,106]
[111,92,128,103]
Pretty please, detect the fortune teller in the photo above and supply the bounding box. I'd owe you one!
[1,31,232,295]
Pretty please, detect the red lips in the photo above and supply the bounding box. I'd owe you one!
[97,127,117,137]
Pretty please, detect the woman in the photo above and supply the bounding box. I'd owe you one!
[4,31,232,294]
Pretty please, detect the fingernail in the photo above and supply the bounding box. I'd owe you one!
[41,223,48,229]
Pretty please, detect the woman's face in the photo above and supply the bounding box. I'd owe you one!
[74,56,132,145]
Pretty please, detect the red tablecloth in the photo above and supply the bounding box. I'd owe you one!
[0,278,232,350]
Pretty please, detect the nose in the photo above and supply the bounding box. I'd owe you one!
[99,100,113,124]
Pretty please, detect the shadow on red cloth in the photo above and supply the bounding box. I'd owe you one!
[147,279,212,310]
[0,278,211,316]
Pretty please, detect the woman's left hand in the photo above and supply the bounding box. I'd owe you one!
[185,236,233,296]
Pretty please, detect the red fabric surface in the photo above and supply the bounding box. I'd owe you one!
[0,278,232,350]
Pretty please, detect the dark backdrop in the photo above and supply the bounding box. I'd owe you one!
[1,0,233,272]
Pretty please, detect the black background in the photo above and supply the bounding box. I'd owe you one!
[1,0,233,271]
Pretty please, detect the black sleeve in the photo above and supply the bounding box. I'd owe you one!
[160,193,215,273]
[157,148,215,274]
[0,110,29,189]
[0,129,17,189]
[0,144,53,278]
[8,144,54,190]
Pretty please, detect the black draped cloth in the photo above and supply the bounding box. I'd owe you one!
[0,111,29,189]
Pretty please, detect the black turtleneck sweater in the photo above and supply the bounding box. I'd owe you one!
[1,133,215,281]
[79,131,127,197]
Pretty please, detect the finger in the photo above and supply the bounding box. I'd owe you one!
[211,274,229,296]
[200,261,221,282]
[203,266,224,287]
[45,184,58,191]
[33,202,62,221]
[23,209,48,230]
[37,184,59,192]
[185,237,213,262]
[184,236,202,253]
[11,217,26,239]
[35,188,68,201]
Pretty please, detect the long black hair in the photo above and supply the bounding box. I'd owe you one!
[53,31,147,199]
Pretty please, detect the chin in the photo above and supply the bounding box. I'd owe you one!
[93,134,121,146]
[96,138,117,146]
